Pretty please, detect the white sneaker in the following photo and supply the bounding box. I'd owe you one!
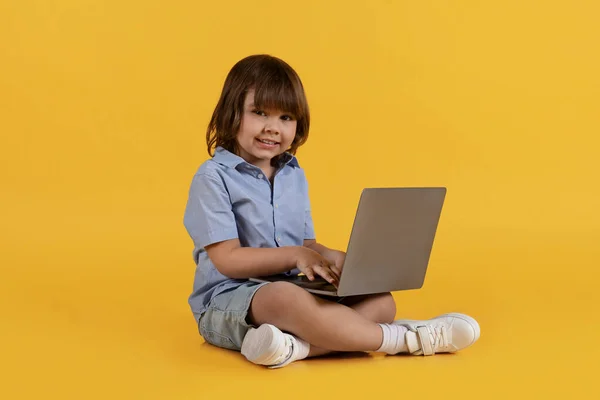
[394,313,480,356]
[241,324,301,368]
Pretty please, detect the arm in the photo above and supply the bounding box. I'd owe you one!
[206,239,302,279]
[206,239,340,284]
[303,239,334,259]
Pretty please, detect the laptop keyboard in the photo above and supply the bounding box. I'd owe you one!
[262,275,337,292]
[291,276,336,291]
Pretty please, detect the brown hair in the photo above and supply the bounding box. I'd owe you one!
[206,55,310,160]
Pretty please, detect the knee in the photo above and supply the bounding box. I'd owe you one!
[251,281,312,321]
[375,292,397,323]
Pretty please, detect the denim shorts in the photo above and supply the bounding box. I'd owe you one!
[198,281,268,351]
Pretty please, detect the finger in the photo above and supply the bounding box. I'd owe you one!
[303,267,315,281]
[326,264,339,280]
[327,268,340,288]
[326,261,341,280]
[313,265,338,286]
[330,265,342,279]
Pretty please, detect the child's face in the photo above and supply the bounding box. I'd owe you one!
[236,89,297,170]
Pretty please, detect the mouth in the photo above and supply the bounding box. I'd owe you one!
[256,138,280,147]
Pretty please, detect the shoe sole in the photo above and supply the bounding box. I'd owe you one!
[241,324,284,365]
[394,312,481,347]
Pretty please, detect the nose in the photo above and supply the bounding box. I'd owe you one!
[264,117,281,135]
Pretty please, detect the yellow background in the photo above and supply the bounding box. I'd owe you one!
[1,0,599,398]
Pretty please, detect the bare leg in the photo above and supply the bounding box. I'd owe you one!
[248,282,397,355]
[306,293,396,357]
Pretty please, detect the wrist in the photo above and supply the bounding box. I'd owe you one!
[291,245,307,263]
[313,244,333,260]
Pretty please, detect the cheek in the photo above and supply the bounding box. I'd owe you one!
[285,122,298,139]
[237,117,256,140]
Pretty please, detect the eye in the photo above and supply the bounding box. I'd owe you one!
[253,110,267,117]
[281,115,295,121]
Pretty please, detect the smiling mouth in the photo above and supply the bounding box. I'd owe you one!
[257,138,280,145]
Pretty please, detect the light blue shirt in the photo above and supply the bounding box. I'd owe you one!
[183,146,315,320]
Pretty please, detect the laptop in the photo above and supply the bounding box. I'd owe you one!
[250,187,447,297]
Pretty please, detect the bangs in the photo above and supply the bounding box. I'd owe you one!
[251,67,307,120]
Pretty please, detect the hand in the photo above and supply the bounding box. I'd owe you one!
[295,247,340,287]
[325,249,346,279]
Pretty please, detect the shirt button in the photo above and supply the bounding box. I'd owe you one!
[257,174,263,179]
[274,204,278,208]
[277,237,282,242]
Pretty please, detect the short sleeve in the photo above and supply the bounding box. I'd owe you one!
[183,173,239,249]
[302,171,316,240]
[305,208,316,240]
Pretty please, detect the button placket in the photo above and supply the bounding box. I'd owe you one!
[273,172,281,246]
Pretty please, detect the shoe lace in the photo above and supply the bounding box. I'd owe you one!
[428,324,449,350]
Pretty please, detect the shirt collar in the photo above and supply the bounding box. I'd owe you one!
[213,146,299,169]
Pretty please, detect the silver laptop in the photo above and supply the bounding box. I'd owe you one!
[250,187,447,297]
